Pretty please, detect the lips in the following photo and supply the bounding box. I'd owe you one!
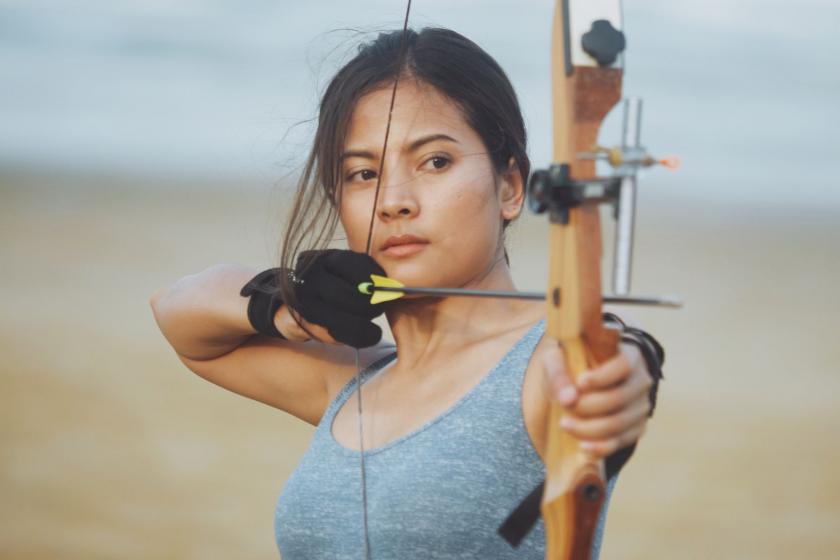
[380,234,429,257]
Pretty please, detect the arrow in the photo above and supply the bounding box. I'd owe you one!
[358,275,682,308]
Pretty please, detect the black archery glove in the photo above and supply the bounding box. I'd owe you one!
[240,250,387,349]
[293,249,387,348]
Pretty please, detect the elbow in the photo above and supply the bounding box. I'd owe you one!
[148,286,168,313]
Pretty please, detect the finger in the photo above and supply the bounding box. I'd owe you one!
[297,259,381,318]
[293,315,341,345]
[295,249,336,271]
[275,305,310,342]
[577,343,642,391]
[542,346,577,406]
[312,274,382,318]
[328,319,382,349]
[304,322,341,345]
[294,295,333,329]
[559,397,650,441]
[571,367,653,418]
[324,250,385,284]
[579,423,647,459]
[300,299,382,348]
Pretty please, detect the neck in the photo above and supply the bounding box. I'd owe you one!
[384,258,543,372]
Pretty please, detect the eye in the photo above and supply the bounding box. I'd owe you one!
[346,168,378,182]
[422,154,451,172]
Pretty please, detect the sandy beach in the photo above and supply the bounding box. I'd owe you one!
[1,170,838,559]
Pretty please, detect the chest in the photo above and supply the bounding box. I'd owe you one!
[277,339,551,558]
[330,335,552,457]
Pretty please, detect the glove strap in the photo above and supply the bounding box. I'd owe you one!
[240,268,288,339]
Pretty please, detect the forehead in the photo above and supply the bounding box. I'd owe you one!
[346,80,474,146]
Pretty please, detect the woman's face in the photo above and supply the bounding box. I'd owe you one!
[338,79,523,289]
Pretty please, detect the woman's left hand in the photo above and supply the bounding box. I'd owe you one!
[543,343,653,459]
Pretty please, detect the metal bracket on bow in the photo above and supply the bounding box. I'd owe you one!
[576,98,680,295]
[528,163,621,225]
[528,98,680,308]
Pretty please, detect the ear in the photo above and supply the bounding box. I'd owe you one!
[499,157,525,221]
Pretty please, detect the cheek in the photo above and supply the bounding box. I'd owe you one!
[445,170,500,227]
[427,169,501,247]
[339,194,375,252]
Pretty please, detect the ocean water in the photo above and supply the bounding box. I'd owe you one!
[1,0,838,210]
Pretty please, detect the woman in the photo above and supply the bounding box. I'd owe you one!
[150,27,662,559]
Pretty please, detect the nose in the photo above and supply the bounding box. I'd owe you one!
[376,179,419,221]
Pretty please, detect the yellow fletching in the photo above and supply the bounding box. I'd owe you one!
[371,291,403,304]
[369,274,405,304]
[370,274,403,288]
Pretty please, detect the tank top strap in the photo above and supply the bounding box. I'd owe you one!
[317,351,397,430]
[482,319,546,396]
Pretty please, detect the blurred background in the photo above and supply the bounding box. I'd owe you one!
[2,0,838,558]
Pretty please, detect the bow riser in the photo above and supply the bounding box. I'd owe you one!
[541,0,624,558]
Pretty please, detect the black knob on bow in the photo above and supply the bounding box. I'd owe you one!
[581,19,626,67]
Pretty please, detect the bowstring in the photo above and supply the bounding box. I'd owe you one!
[355,2,413,558]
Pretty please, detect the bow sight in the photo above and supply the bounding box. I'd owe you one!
[527,96,680,301]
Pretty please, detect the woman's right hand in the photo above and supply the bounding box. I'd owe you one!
[260,249,388,348]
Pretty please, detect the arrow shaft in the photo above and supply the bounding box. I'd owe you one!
[385,285,543,300]
[371,285,681,307]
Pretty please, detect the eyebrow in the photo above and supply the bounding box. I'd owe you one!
[340,133,459,161]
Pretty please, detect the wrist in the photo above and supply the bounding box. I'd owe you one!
[274,305,311,342]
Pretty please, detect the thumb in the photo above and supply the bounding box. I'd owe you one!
[542,346,577,406]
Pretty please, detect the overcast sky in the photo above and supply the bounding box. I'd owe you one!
[1,0,838,210]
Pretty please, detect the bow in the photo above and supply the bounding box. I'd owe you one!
[527,1,678,557]
[353,1,676,558]
[530,1,626,556]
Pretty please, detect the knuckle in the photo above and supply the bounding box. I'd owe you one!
[603,391,624,412]
[601,438,619,455]
[623,427,643,447]
[617,359,635,380]
[603,417,622,435]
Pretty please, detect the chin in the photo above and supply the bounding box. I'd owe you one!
[381,256,439,286]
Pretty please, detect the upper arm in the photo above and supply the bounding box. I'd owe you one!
[176,337,393,425]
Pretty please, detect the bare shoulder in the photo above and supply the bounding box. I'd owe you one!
[177,336,395,426]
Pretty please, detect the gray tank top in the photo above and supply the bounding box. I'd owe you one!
[274,320,615,558]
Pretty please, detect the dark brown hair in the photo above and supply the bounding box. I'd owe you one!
[278,27,529,304]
